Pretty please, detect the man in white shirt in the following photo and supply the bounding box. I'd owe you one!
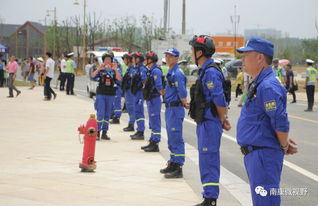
[60,54,67,91]
[44,52,57,100]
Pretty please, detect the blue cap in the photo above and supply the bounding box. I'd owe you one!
[164,48,180,57]
[237,37,274,57]
[113,58,119,63]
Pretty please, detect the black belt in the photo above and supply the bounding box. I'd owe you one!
[240,146,266,156]
[165,101,183,108]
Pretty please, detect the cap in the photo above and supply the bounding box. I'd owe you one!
[214,58,223,64]
[306,59,315,64]
[237,36,274,57]
[164,48,180,57]
[272,58,279,63]
[37,57,44,62]
[67,52,74,57]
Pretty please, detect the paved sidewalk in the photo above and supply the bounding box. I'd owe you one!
[0,87,239,206]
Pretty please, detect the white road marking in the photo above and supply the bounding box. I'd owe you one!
[182,114,318,183]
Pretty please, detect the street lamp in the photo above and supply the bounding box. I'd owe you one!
[47,7,57,59]
[74,0,87,72]
[15,28,22,58]
[230,5,240,58]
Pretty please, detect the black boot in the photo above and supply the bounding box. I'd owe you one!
[143,141,159,152]
[123,124,134,132]
[101,131,110,140]
[141,141,151,150]
[110,117,120,124]
[195,198,217,206]
[164,163,183,178]
[160,161,174,174]
[96,131,100,141]
[130,131,144,140]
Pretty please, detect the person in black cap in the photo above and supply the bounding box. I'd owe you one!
[236,37,298,206]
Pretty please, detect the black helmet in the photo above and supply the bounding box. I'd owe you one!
[145,51,158,63]
[189,35,215,57]
[122,53,133,60]
[132,52,145,62]
[102,51,114,62]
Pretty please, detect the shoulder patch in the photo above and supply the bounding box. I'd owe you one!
[154,75,158,80]
[264,100,277,112]
[206,81,214,89]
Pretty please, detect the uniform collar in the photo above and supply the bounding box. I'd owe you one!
[150,64,158,71]
[253,66,273,83]
[137,62,144,67]
[168,64,179,74]
[198,59,214,75]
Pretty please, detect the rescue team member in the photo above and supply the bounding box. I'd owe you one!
[141,51,164,152]
[130,52,147,140]
[110,58,123,124]
[304,59,317,112]
[121,53,136,132]
[272,58,286,83]
[65,52,76,95]
[236,37,298,206]
[159,48,188,179]
[189,35,231,206]
[91,51,121,140]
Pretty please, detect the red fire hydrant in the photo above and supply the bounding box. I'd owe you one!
[78,114,98,172]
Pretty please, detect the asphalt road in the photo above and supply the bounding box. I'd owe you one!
[72,75,318,205]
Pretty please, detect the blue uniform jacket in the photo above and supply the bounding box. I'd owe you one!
[237,67,290,149]
[94,68,120,86]
[198,59,228,122]
[149,64,163,94]
[132,63,147,88]
[164,64,187,104]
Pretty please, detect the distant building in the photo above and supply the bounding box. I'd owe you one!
[211,36,245,55]
[0,21,46,58]
[244,28,282,39]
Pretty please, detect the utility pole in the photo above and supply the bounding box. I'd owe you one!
[163,0,170,38]
[74,0,87,71]
[182,0,186,35]
[47,7,57,59]
[83,0,87,71]
[230,5,240,57]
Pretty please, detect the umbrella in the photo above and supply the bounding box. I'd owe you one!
[0,44,7,53]
[279,59,290,67]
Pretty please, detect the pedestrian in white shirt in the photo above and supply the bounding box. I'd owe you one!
[44,52,57,101]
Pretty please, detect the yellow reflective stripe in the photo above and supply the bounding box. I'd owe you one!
[171,153,185,157]
[97,120,108,123]
[114,109,122,112]
[151,132,161,135]
[203,183,220,187]
[136,118,145,122]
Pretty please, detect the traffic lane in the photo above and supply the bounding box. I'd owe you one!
[227,101,318,175]
[287,102,318,122]
[159,106,317,206]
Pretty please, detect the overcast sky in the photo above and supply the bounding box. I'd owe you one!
[1,0,317,38]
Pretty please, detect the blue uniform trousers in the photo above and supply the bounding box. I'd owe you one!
[112,87,122,118]
[244,148,284,206]
[165,106,185,165]
[125,90,136,125]
[134,90,145,132]
[95,94,115,132]
[146,96,162,143]
[197,120,222,199]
